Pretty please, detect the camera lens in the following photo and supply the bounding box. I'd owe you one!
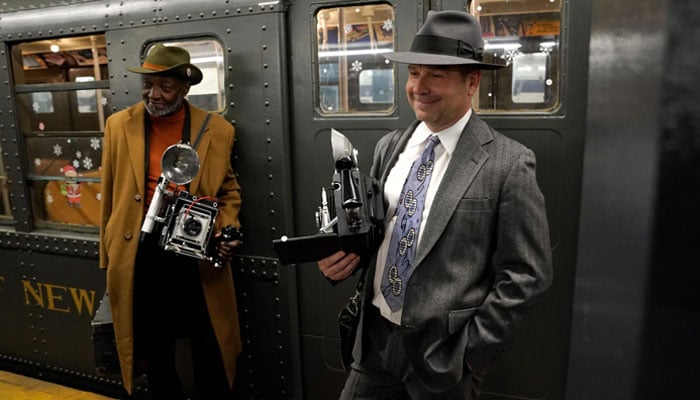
[183,217,202,236]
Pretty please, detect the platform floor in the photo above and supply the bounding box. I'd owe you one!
[0,370,118,400]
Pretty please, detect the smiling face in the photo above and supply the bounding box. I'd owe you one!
[141,75,190,117]
[405,64,481,133]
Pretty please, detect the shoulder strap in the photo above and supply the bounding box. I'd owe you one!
[192,113,213,150]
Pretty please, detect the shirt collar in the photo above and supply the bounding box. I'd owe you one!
[410,109,472,156]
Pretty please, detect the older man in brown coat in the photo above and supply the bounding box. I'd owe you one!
[99,44,242,399]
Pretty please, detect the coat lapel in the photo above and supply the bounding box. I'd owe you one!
[123,104,146,197]
[189,108,212,194]
[413,116,493,267]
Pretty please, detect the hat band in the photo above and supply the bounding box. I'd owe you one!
[410,35,483,61]
[141,61,170,71]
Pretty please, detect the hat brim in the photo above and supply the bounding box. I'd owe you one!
[127,63,203,85]
[384,51,505,69]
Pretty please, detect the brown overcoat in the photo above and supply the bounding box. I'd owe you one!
[99,101,242,394]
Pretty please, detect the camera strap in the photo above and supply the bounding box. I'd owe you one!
[191,113,213,151]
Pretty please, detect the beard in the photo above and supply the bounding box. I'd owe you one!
[144,93,185,117]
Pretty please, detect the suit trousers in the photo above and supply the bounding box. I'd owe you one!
[339,306,482,400]
[133,237,231,400]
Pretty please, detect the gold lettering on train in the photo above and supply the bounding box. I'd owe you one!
[22,280,97,315]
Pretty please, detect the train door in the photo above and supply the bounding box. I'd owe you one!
[102,7,304,399]
[287,1,422,398]
[288,1,590,399]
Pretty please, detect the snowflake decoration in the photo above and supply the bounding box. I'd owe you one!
[501,49,521,64]
[53,143,63,157]
[34,158,41,166]
[351,60,363,72]
[46,193,54,205]
[82,157,93,170]
[101,97,108,107]
[75,150,82,159]
[345,24,353,34]
[32,102,40,113]
[383,19,393,32]
[90,137,101,151]
[96,192,101,202]
[72,159,80,169]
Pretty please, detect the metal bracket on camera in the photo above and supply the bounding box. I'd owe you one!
[316,188,337,233]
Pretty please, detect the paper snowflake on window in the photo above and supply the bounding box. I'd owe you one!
[75,150,83,159]
[82,157,93,170]
[72,159,80,169]
[383,19,393,32]
[90,137,101,151]
[46,193,54,204]
[351,60,363,72]
[53,143,63,157]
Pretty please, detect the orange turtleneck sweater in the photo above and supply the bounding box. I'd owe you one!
[145,106,187,205]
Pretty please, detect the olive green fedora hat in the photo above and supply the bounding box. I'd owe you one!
[127,44,203,85]
[384,10,505,69]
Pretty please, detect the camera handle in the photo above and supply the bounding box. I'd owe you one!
[140,176,170,241]
[210,225,242,268]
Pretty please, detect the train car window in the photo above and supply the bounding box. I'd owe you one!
[315,4,396,115]
[148,39,226,113]
[11,34,108,230]
[470,0,563,113]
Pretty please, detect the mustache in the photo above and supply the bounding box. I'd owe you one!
[144,95,185,117]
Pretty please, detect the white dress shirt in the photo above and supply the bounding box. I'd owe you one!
[372,110,472,324]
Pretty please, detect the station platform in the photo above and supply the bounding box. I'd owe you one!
[0,370,118,400]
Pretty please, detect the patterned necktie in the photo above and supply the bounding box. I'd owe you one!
[381,135,440,312]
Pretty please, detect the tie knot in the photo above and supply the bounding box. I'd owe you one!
[422,135,440,158]
[425,135,440,152]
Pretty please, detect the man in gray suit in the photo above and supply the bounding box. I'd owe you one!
[318,10,553,400]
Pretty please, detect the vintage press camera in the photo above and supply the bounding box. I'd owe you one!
[140,143,239,268]
[273,129,384,264]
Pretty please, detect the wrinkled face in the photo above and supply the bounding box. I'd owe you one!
[406,64,481,132]
[141,75,190,117]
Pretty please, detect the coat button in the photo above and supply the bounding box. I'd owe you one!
[124,231,133,240]
[134,194,141,201]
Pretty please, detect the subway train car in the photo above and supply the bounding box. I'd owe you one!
[0,0,697,399]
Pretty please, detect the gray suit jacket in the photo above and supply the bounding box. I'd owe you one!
[353,115,553,392]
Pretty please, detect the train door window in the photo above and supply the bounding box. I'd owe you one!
[148,39,226,113]
[315,4,396,115]
[11,34,109,230]
[470,0,563,113]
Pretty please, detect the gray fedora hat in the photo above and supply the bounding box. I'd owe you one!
[127,44,203,85]
[384,10,505,69]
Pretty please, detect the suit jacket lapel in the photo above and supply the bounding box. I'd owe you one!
[413,116,493,267]
[379,121,419,184]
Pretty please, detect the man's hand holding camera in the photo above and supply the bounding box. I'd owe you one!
[318,251,360,282]
[214,230,242,261]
